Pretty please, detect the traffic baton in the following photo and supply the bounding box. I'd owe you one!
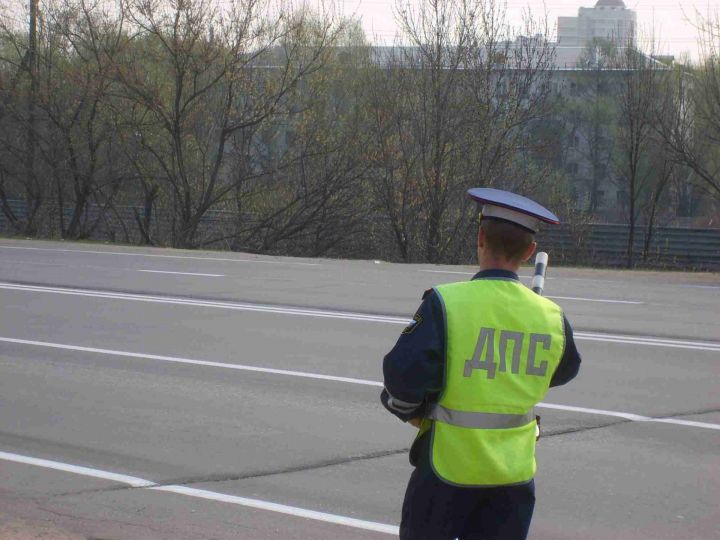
[531,252,548,295]
[531,251,548,440]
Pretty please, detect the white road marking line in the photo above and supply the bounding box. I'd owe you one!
[2,336,719,431]
[421,269,720,290]
[550,277,720,289]
[0,450,155,487]
[575,332,720,351]
[0,245,319,267]
[420,272,644,304]
[536,403,720,431]
[0,450,398,535]
[536,403,648,421]
[546,295,644,305]
[0,282,407,324]
[419,270,475,275]
[0,337,383,387]
[1,282,718,351]
[2,274,646,306]
[138,270,225,277]
[151,485,399,535]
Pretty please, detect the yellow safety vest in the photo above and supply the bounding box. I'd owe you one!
[424,278,565,487]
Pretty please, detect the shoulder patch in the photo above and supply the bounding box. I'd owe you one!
[402,313,423,334]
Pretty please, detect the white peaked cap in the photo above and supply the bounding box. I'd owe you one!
[467,188,560,233]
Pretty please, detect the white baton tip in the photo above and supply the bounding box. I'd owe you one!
[535,252,548,266]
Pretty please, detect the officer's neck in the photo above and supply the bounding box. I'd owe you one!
[478,252,521,274]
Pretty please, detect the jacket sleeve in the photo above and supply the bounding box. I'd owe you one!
[381,290,445,422]
[550,314,582,387]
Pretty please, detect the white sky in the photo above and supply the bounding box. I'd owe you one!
[0,0,714,61]
[334,0,719,61]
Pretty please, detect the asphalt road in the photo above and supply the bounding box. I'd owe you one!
[0,238,718,539]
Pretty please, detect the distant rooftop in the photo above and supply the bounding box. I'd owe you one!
[595,0,627,7]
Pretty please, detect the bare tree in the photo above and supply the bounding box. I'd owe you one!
[364,0,474,263]
[220,18,373,256]
[561,40,618,213]
[114,0,338,248]
[656,10,720,200]
[638,143,674,262]
[0,1,46,235]
[35,0,129,240]
[365,0,556,264]
[610,37,665,268]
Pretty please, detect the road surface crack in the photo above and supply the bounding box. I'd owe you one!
[52,447,409,497]
[541,420,626,438]
[657,405,720,420]
[541,404,720,439]
[156,447,410,488]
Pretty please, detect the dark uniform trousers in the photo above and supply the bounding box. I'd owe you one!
[400,435,535,540]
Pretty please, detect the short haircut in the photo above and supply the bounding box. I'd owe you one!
[480,218,534,262]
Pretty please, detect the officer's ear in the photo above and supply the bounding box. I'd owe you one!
[521,241,537,263]
[477,226,486,250]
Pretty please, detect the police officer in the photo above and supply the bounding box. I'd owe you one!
[381,188,582,540]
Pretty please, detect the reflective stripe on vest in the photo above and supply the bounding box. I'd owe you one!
[428,404,534,429]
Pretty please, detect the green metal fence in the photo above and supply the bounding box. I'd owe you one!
[2,199,719,270]
[537,223,720,270]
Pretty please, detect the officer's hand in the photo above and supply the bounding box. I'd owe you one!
[408,417,422,428]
